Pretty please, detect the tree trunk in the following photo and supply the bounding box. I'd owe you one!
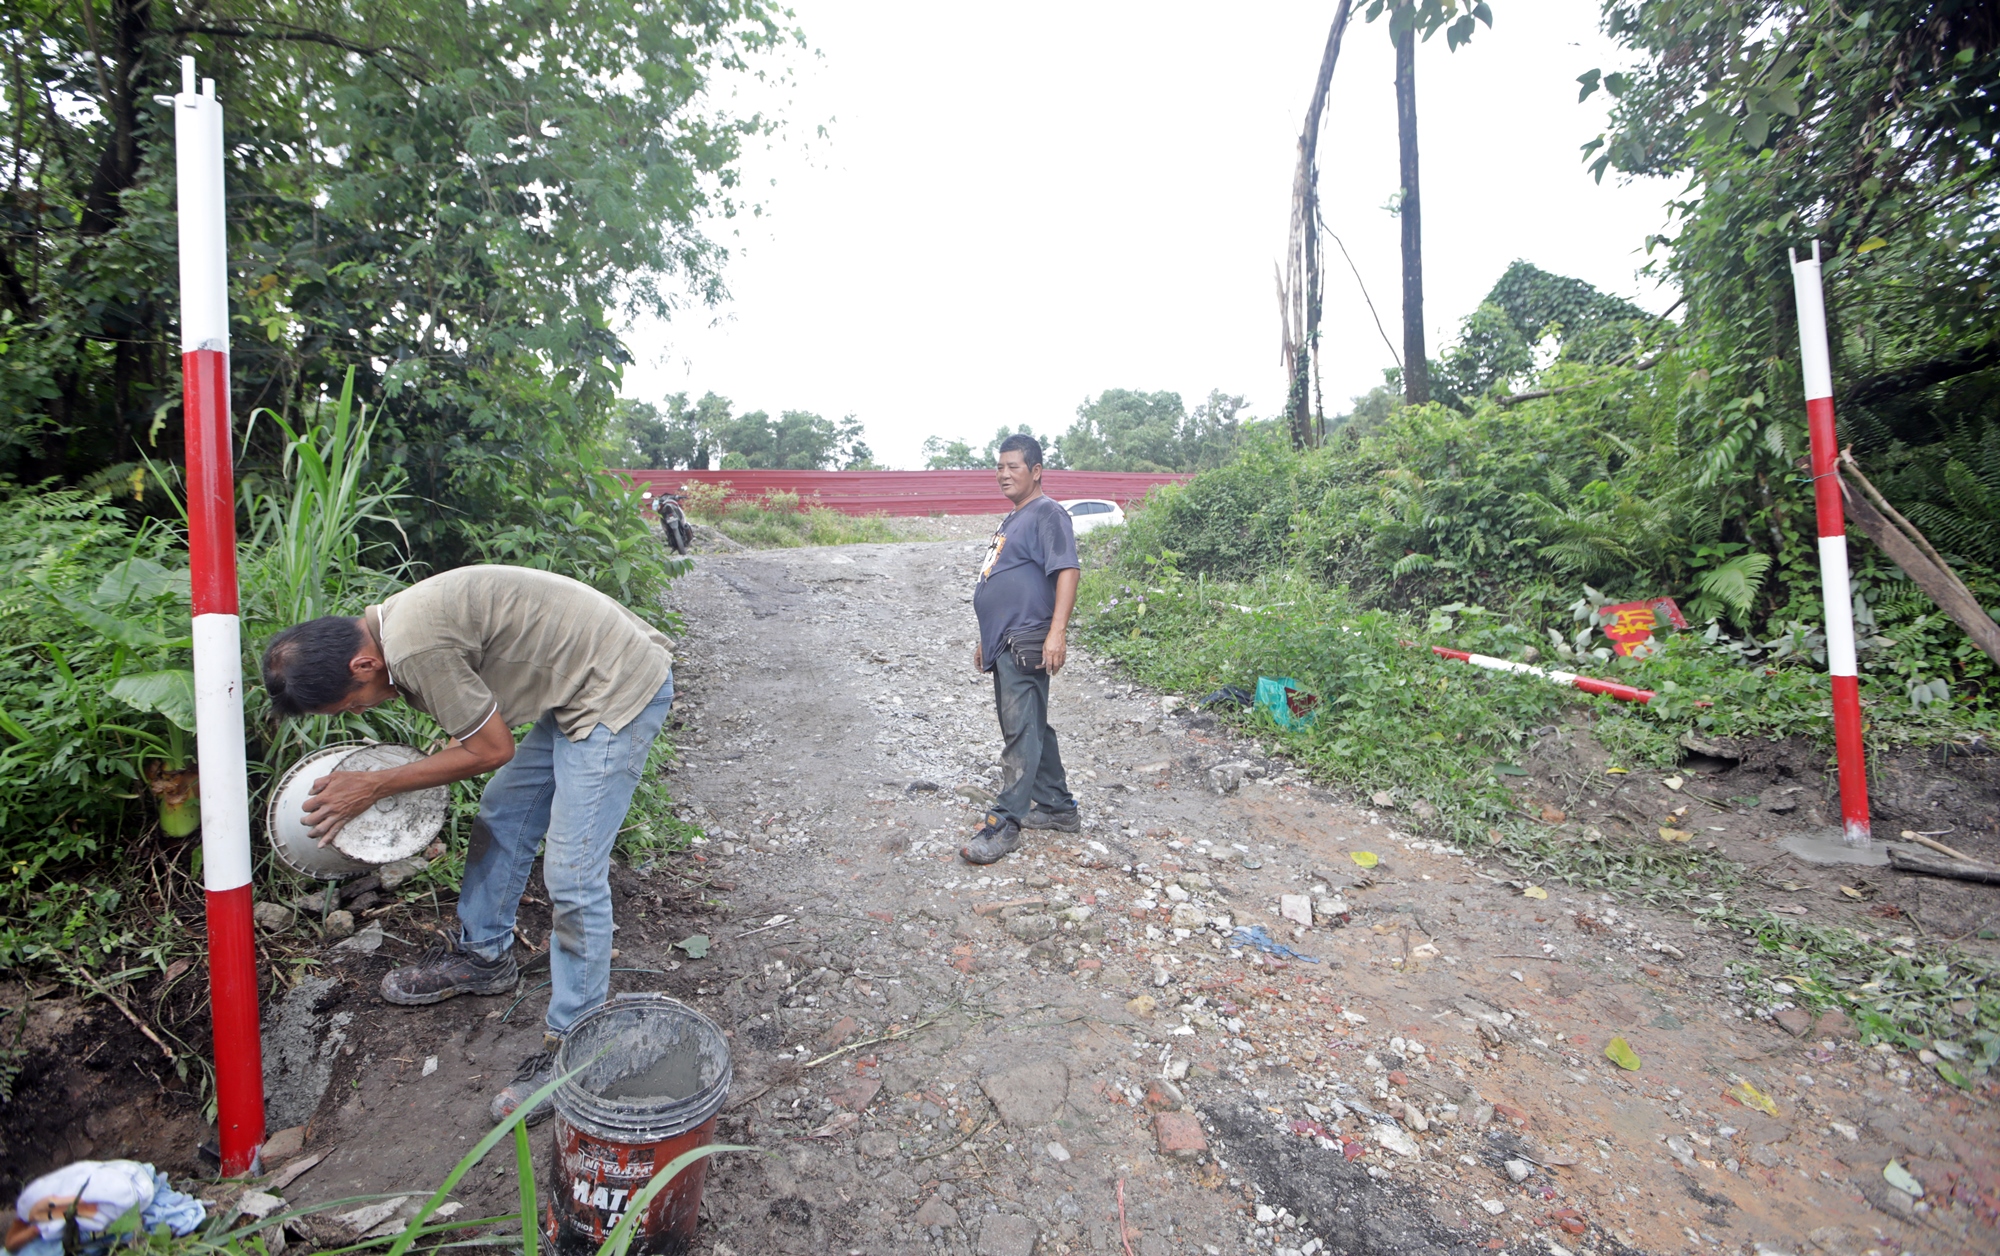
[1279,0,1354,450]
[1394,22,1429,405]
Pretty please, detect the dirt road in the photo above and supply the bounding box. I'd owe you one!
[12,537,1990,1256]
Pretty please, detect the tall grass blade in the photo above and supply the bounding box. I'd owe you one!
[592,1144,759,1256]
[514,1120,540,1256]
[383,1064,583,1256]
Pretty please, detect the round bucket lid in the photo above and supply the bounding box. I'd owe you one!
[266,742,448,878]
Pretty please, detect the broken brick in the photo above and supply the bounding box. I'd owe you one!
[1152,1110,1207,1159]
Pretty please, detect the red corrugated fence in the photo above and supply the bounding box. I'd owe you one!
[614,469,1192,517]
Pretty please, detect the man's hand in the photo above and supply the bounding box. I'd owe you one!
[304,769,387,846]
[1041,629,1067,675]
[973,643,983,671]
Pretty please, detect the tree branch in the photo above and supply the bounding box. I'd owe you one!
[1843,337,2000,407]
[171,22,431,77]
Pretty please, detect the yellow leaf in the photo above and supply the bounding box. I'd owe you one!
[1664,775,1684,790]
[1350,851,1379,869]
[1659,827,1693,842]
[1604,1037,1642,1071]
[1839,885,1864,900]
[1523,886,1548,900]
[1730,1080,1780,1117]
[1856,236,1889,253]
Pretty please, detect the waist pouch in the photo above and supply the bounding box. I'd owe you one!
[1005,635,1046,673]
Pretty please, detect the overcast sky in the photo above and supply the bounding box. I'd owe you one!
[620,0,1677,469]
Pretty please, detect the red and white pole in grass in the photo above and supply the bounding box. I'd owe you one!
[173,55,265,1174]
[1790,241,1871,848]
[1429,646,1656,704]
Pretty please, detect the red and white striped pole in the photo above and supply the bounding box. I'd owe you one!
[174,55,265,1174]
[1790,241,1871,847]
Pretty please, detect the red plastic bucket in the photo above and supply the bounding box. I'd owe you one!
[545,995,732,1256]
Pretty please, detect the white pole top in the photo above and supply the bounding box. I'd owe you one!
[1789,241,1833,403]
[174,56,229,353]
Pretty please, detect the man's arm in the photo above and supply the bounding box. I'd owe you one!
[1043,567,1080,674]
[303,713,515,844]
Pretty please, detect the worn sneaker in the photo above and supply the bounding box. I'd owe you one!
[379,932,518,1006]
[1020,806,1081,833]
[490,1036,562,1126]
[960,814,1023,865]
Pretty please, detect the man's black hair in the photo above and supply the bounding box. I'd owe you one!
[262,616,365,718]
[997,432,1044,470]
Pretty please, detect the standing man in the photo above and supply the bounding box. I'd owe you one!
[259,565,675,1125]
[965,433,1082,864]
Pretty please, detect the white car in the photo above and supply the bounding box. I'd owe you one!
[1059,498,1126,534]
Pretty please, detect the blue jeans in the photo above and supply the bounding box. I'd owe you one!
[457,675,673,1034]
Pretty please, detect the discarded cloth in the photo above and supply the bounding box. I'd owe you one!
[1230,924,1319,963]
[12,1160,205,1255]
[1199,685,1254,710]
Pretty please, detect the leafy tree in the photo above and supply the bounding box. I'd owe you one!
[1058,389,1249,472]
[922,436,984,470]
[0,0,796,568]
[616,391,731,469]
[715,409,870,469]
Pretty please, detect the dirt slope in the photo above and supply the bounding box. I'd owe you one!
[5,537,1993,1256]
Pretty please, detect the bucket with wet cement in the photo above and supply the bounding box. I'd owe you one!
[546,994,733,1256]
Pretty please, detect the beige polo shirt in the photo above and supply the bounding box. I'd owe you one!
[376,565,672,742]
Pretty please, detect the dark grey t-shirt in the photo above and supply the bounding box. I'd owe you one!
[973,495,1080,672]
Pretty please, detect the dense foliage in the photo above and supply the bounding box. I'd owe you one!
[1579,0,1999,581]
[1,0,795,567]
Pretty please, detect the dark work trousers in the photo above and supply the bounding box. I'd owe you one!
[991,646,1077,824]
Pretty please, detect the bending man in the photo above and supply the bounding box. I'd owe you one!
[260,564,674,1124]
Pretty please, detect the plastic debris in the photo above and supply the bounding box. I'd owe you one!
[1729,1080,1780,1117]
[1604,1037,1643,1071]
[1230,925,1319,963]
[1882,1160,1923,1197]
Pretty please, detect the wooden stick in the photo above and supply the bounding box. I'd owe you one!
[71,965,176,1062]
[1887,848,2000,885]
[1902,832,1972,861]
[1837,459,2000,667]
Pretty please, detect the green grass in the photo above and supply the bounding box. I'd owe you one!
[1073,556,1998,1074]
[680,486,895,549]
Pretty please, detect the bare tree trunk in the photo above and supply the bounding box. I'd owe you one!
[1394,23,1429,405]
[1279,0,1354,449]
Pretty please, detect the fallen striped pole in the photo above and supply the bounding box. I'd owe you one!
[1430,646,1655,704]
[1789,241,1871,847]
[172,56,265,1174]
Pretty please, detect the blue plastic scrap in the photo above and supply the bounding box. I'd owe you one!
[1230,924,1319,963]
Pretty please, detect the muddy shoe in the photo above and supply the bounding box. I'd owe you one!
[960,815,1023,865]
[379,935,517,1006]
[1021,806,1081,833]
[490,1037,561,1126]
